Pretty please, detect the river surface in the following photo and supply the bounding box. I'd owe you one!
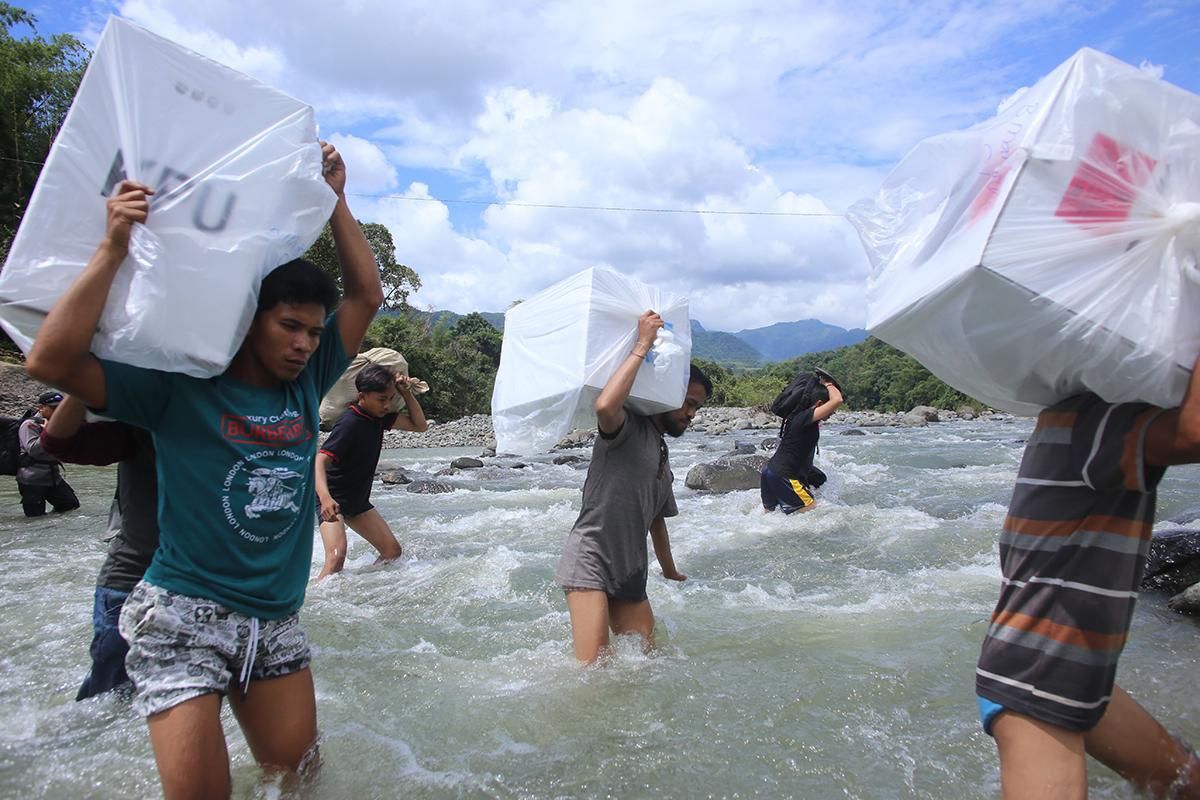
[0,419,1198,799]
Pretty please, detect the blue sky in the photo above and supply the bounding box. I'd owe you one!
[14,0,1200,331]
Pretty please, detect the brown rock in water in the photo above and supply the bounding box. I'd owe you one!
[379,470,412,486]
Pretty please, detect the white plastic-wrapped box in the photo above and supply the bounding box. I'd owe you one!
[0,17,336,376]
[848,48,1200,416]
[491,267,691,455]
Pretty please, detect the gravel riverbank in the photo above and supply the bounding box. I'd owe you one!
[380,404,1019,450]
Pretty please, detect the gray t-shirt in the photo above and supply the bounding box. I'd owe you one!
[17,416,61,486]
[554,411,679,601]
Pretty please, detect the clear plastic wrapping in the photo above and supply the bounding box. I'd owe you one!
[491,267,692,454]
[848,48,1200,415]
[0,17,336,376]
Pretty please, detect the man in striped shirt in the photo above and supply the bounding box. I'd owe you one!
[976,359,1200,798]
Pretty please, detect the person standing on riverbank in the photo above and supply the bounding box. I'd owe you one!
[40,394,158,700]
[554,310,711,664]
[25,142,384,799]
[314,364,428,579]
[975,353,1200,798]
[15,391,80,517]
[760,373,843,513]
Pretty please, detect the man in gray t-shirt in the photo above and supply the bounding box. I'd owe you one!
[554,310,712,663]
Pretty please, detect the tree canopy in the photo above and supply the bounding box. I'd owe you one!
[0,4,87,250]
[361,311,499,420]
[303,220,421,310]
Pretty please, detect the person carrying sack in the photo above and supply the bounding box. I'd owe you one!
[760,369,843,513]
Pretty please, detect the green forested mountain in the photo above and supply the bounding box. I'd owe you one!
[689,320,764,365]
[356,315,978,417]
[734,319,868,362]
[421,309,506,332]
[695,336,982,412]
[394,313,868,369]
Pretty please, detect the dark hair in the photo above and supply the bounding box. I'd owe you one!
[689,363,713,398]
[809,382,830,408]
[256,258,339,316]
[355,364,395,394]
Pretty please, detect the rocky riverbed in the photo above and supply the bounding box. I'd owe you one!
[0,363,50,417]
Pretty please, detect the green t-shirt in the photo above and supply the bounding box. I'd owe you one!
[98,320,348,619]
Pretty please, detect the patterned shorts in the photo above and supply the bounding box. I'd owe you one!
[118,581,311,718]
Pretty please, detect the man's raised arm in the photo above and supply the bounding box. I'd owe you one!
[25,182,153,409]
[594,310,662,436]
[321,142,384,357]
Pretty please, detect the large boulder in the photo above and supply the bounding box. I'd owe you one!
[751,411,775,428]
[451,457,484,469]
[728,440,757,456]
[1168,583,1200,616]
[1141,528,1200,596]
[379,469,412,486]
[555,429,595,449]
[407,479,455,494]
[957,405,978,420]
[553,454,587,466]
[685,454,769,492]
[906,405,940,423]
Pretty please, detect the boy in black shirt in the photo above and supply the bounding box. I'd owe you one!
[760,375,843,512]
[315,364,427,579]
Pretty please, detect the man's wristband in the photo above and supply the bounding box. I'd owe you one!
[630,349,648,360]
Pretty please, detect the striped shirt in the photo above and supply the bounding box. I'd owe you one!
[975,394,1167,732]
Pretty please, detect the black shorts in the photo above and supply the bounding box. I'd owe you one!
[315,493,374,522]
[760,465,815,513]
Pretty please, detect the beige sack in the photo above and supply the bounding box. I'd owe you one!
[319,347,429,430]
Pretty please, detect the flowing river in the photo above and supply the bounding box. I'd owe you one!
[1,418,1197,799]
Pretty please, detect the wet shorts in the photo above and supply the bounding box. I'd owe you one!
[118,581,311,718]
[315,494,374,523]
[760,464,816,514]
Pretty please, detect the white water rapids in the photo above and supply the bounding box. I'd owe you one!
[1,418,1197,798]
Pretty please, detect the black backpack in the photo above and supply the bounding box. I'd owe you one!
[0,410,37,476]
[769,372,824,420]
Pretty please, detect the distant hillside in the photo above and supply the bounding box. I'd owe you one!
[696,336,983,411]
[419,309,506,332]
[396,309,866,367]
[690,320,764,366]
[734,319,868,362]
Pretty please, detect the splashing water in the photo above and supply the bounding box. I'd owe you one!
[1,419,1197,798]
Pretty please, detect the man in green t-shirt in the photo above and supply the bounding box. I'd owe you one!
[26,142,384,799]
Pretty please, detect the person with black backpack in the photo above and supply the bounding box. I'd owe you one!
[761,370,843,513]
[40,394,158,700]
[15,390,80,517]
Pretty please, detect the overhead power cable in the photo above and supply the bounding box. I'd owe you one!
[0,155,847,218]
[346,190,846,218]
